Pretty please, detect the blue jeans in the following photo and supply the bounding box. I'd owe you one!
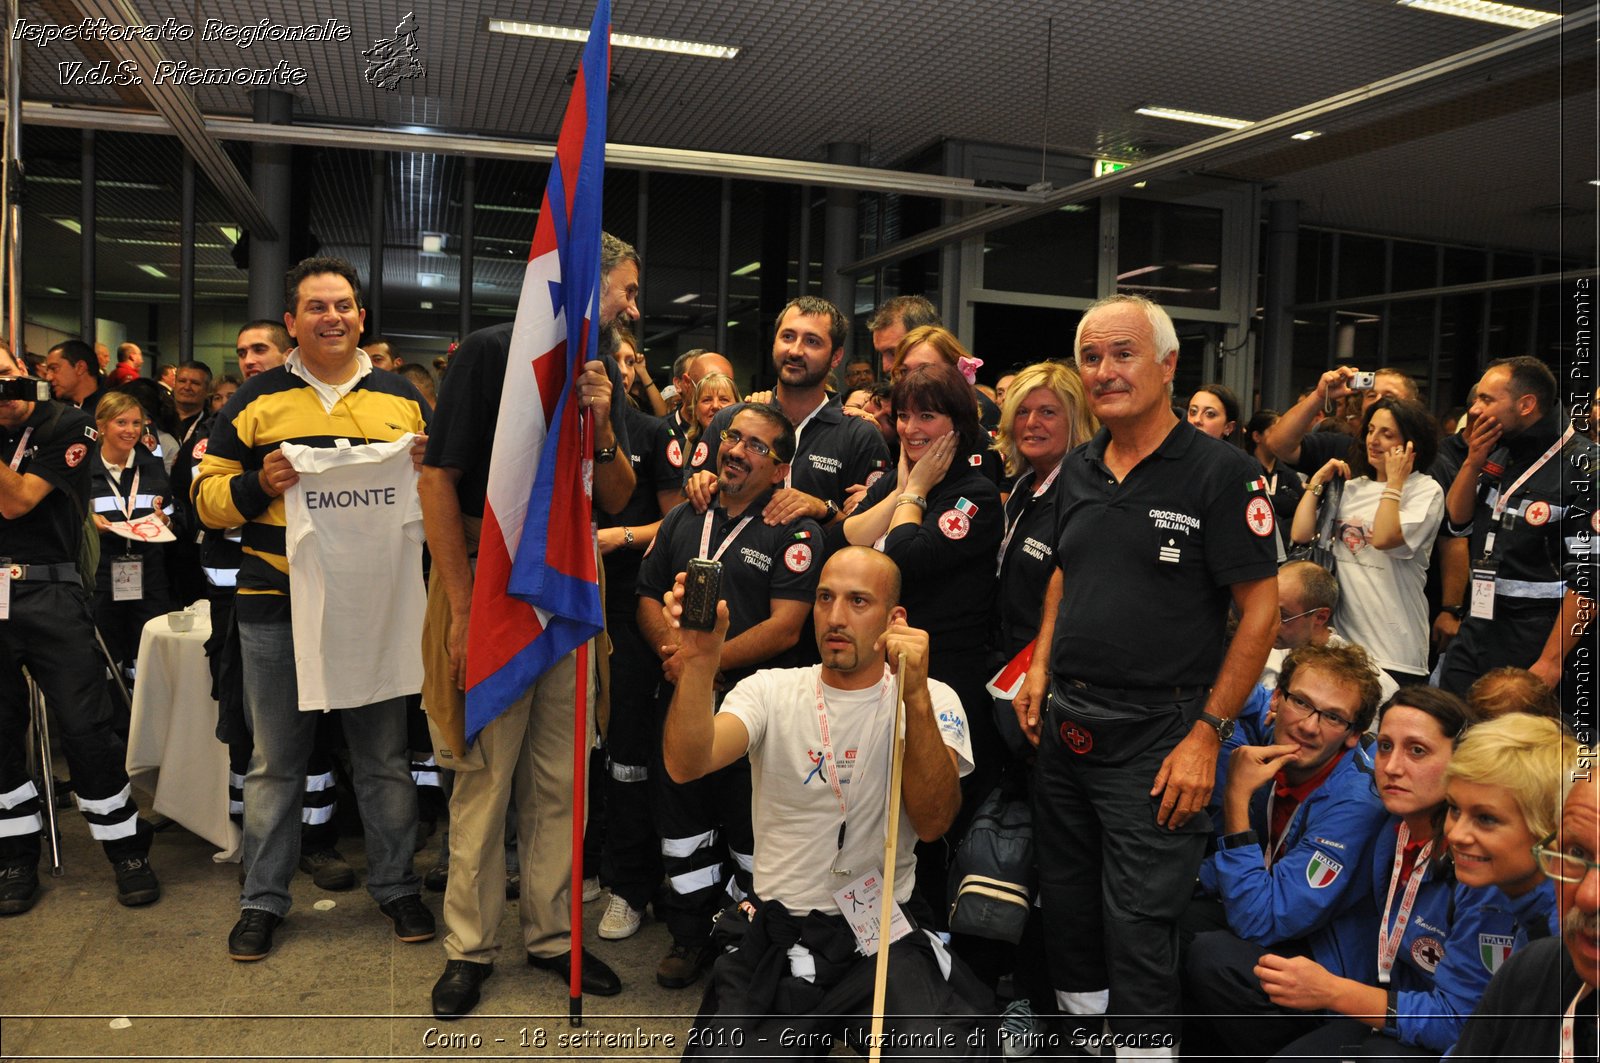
[238,620,420,916]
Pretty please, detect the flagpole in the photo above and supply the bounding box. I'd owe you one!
[570,404,594,1027]
[868,652,908,1062]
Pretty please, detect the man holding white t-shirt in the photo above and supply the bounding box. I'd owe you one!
[660,546,996,1056]
[194,256,433,962]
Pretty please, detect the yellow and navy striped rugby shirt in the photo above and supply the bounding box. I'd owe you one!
[193,357,429,623]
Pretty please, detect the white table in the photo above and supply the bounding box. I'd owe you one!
[126,601,241,861]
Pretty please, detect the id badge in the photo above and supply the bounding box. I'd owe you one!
[111,556,143,602]
[832,867,914,957]
[0,566,9,621]
[1470,566,1497,621]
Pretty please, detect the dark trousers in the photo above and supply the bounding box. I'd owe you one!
[599,615,662,910]
[1032,686,1211,1040]
[1272,1018,1437,1063]
[0,580,149,864]
[652,681,753,944]
[1439,603,1558,697]
[1184,928,1320,1062]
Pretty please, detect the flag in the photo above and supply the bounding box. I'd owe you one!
[465,0,610,744]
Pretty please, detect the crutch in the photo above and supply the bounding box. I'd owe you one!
[868,652,908,1063]
[94,625,133,714]
[24,673,65,876]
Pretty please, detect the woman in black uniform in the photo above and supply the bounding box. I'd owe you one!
[841,360,1003,928]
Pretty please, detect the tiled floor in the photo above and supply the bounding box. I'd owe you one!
[0,806,705,1062]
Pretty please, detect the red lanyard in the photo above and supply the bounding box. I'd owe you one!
[813,667,894,839]
[1562,984,1595,1063]
[7,427,33,471]
[698,509,754,561]
[1377,823,1433,985]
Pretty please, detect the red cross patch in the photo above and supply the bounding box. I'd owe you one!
[192,438,208,460]
[666,438,683,468]
[64,443,87,468]
[783,542,813,574]
[939,509,971,540]
[1412,936,1444,973]
[1524,500,1550,527]
[691,440,709,468]
[1060,721,1093,754]
[1246,496,1275,537]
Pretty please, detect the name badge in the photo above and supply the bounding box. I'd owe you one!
[112,557,143,602]
[1470,566,1496,621]
[831,867,913,957]
[0,566,9,620]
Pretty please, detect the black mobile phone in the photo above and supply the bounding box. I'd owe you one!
[681,559,722,632]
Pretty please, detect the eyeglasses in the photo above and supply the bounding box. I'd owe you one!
[720,427,775,459]
[1280,606,1320,624]
[1278,688,1355,733]
[1534,835,1600,883]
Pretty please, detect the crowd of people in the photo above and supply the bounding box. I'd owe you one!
[0,234,1595,1062]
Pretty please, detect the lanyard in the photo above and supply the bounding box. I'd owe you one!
[102,459,141,522]
[814,667,894,863]
[784,396,828,490]
[698,508,755,561]
[1262,787,1299,868]
[996,459,1062,575]
[1377,823,1433,985]
[6,427,33,471]
[1483,424,1573,562]
[1562,984,1595,1063]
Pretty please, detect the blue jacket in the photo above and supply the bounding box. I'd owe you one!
[1199,735,1389,971]
[1328,822,1558,1054]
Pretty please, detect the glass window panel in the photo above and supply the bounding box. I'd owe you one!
[1391,240,1437,293]
[1296,230,1335,304]
[1443,248,1486,287]
[972,302,1082,379]
[1488,288,1535,360]
[983,203,1100,298]
[1385,300,1434,403]
[1492,253,1538,281]
[1438,294,1484,407]
[1335,234,1384,299]
[1116,199,1222,310]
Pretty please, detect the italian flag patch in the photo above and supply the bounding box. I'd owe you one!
[1305,851,1343,888]
[954,497,979,518]
[1245,476,1269,493]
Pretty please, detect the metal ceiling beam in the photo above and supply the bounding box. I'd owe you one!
[1294,267,1600,311]
[8,101,1046,206]
[67,0,276,238]
[838,7,1598,277]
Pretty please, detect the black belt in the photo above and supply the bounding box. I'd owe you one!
[3,562,80,585]
[1063,678,1207,707]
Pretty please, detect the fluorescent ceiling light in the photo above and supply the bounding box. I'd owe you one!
[1136,106,1250,130]
[1394,0,1559,29]
[726,321,739,328]
[44,286,66,295]
[218,225,241,244]
[1117,265,1162,280]
[420,301,434,310]
[472,203,540,215]
[34,176,164,190]
[731,261,760,277]
[1057,205,1091,213]
[1291,130,1323,141]
[672,292,699,304]
[1589,179,1600,187]
[488,19,739,59]
[54,217,82,234]
[418,273,446,288]
[137,264,168,278]
[421,233,444,254]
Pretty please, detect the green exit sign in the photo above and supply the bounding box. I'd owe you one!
[1094,159,1131,178]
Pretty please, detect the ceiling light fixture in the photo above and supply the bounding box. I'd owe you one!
[672,292,699,304]
[54,217,82,234]
[421,233,444,254]
[731,261,760,277]
[1291,130,1323,141]
[137,264,168,278]
[1135,106,1251,130]
[1394,0,1559,29]
[487,19,739,59]
[34,176,165,190]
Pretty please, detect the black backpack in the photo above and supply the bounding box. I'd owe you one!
[946,787,1035,943]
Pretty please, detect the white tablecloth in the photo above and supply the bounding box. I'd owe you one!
[125,602,240,861]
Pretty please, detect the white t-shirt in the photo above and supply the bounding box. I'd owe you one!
[1329,473,1444,676]
[281,435,425,711]
[721,666,973,917]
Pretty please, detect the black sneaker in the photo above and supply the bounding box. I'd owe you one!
[424,861,448,892]
[228,908,282,961]
[298,847,356,891]
[379,893,436,943]
[0,863,40,916]
[113,856,161,907]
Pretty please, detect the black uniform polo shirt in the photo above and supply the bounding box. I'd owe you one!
[996,463,1064,659]
[425,321,630,517]
[600,403,678,616]
[660,409,691,470]
[858,457,1002,657]
[0,400,96,564]
[1050,420,1279,689]
[637,490,824,681]
[684,396,891,507]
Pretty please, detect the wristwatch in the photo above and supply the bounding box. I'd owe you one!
[622,526,635,547]
[594,445,618,464]
[1218,830,1259,851]
[1440,604,1466,619]
[1197,712,1236,742]
[823,498,840,520]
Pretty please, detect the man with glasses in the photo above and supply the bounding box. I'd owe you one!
[1261,561,1398,706]
[637,404,825,989]
[1452,771,1600,1061]
[1182,642,1390,1058]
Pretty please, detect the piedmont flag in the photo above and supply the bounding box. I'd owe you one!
[465,0,610,745]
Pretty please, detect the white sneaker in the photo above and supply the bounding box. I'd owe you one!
[582,876,602,902]
[598,894,643,940]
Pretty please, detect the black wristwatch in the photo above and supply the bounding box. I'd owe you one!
[1440,604,1466,620]
[1197,712,1236,742]
[823,498,840,520]
[1219,829,1259,851]
[594,445,618,464]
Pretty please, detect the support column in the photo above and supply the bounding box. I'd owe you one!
[634,171,648,332]
[179,152,195,362]
[3,0,22,346]
[822,143,862,323]
[1260,199,1299,411]
[458,156,474,341]
[247,90,294,322]
[368,152,385,335]
[80,129,96,341]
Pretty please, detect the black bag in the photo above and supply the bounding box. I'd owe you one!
[946,787,1034,943]
[1286,476,1342,573]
